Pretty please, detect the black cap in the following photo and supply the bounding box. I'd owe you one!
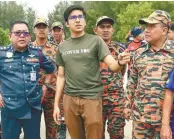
[64,5,86,22]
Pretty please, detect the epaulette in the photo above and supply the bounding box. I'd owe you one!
[0,45,11,51]
[49,41,59,49]
[49,41,56,46]
[136,41,147,50]
[29,45,42,50]
[166,40,174,49]
[134,43,148,57]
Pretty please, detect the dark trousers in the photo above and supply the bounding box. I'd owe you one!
[1,108,41,139]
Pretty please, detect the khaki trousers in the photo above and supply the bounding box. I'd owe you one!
[63,94,103,139]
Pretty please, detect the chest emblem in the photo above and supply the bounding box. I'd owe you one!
[28,54,35,57]
[6,52,13,58]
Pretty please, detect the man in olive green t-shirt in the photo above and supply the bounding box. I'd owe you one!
[53,5,130,139]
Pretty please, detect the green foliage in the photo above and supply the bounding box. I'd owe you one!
[0,1,36,43]
[117,2,153,41]
[0,27,10,45]
[24,7,36,41]
[0,1,170,43]
[0,1,25,29]
[85,1,131,38]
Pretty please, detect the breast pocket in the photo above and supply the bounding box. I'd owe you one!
[3,94,18,109]
[2,62,18,75]
[135,57,148,77]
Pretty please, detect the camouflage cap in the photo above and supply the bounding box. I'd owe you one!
[96,16,114,27]
[33,17,49,28]
[139,10,171,26]
[51,22,63,30]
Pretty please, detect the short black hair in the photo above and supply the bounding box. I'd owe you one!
[64,5,86,22]
[10,21,29,32]
[171,23,174,31]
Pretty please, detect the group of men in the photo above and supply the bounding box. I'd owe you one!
[0,4,174,139]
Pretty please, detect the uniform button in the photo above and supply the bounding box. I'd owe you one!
[25,81,27,83]
[37,92,39,94]
[23,73,26,76]
[26,90,28,92]
[8,97,10,100]
[27,98,29,100]
[22,56,24,58]
[9,66,11,68]
[23,65,25,67]
[33,65,36,67]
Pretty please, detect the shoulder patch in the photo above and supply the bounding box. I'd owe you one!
[47,42,58,49]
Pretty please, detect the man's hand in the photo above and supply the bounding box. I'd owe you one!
[160,125,172,139]
[123,108,131,119]
[41,85,48,103]
[53,105,61,124]
[0,94,4,108]
[118,49,130,65]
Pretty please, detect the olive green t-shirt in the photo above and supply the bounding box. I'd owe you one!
[56,33,110,98]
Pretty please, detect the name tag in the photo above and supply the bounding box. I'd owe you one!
[30,71,36,81]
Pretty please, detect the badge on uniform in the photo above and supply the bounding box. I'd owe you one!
[30,68,36,81]
[28,54,35,57]
[6,52,13,58]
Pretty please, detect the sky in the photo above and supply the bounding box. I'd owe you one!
[17,0,60,18]
[6,0,167,19]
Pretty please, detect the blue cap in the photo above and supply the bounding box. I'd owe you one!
[131,27,143,38]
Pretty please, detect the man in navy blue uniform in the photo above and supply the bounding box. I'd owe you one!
[0,21,55,139]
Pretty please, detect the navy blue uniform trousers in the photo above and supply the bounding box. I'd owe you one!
[1,108,42,139]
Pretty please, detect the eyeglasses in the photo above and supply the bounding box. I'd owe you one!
[68,15,85,21]
[11,31,30,37]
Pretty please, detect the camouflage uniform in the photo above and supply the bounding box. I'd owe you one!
[100,41,126,139]
[32,41,58,139]
[124,41,174,138]
[49,40,67,139]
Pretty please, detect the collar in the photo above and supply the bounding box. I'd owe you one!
[141,40,171,54]
[9,44,30,54]
[33,40,51,49]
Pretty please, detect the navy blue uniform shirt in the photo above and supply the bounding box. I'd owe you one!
[0,44,55,119]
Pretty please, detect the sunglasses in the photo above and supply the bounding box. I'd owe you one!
[68,15,85,21]
[11,31,30,37]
